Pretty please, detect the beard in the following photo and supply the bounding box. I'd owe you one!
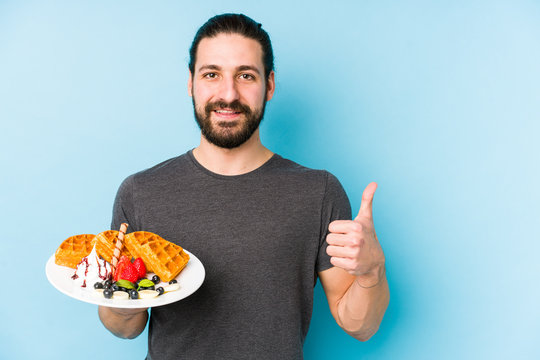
[192,97,267,149]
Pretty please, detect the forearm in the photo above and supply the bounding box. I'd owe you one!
[336,268,389,341]
[98,306,149,339]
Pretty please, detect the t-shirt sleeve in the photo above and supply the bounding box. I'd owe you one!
[111,175,139,232]
[317,172,352,273]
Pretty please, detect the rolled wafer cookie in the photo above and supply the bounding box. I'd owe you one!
[111,223,128,276]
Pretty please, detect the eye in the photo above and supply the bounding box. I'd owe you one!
[239,73,255,81]
[203,72,217,79]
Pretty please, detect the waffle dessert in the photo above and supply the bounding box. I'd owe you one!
[55,234,97,268]
[124,231,189,282]
[94,230,133,264]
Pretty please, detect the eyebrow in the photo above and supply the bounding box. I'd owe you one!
[236,65,261,75]
[197,64,261,75]
[198,64,221,72]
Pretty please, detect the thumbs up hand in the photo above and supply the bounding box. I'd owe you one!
[326,182,385,286]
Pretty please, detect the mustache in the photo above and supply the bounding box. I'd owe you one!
[204,100,252,115]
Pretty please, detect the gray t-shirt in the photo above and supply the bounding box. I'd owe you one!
[112,150,351,360]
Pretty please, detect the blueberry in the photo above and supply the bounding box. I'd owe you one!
[140,285,155,291]
[94,282,104,289]
[169,279,178,285]
[111,284,120,292]
[103,289,113,299]
[156,287,164,296]
[129,290,139,299]
[152,275,160,284]
[103,280,112,289]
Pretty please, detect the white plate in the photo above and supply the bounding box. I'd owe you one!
[45,250,205,308]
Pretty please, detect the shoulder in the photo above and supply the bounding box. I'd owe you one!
[117,152,190,193]
[130,153,189,182]
[270,154,344,190]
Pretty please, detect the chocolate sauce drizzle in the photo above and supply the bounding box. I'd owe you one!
[71,255,111,287]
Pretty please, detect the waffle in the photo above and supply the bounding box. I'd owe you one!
[94,230,133,264]
[55,234,96,268]
[124,231,189,282]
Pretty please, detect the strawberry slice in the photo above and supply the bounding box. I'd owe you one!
[133,257,146,280]
[114,255,130,282]
[118,262,139,283]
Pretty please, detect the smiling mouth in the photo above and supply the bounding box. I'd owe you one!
[212,109,243,121]
[214,109,242,115]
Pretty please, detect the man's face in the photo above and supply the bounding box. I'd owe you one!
[189,33,275,149]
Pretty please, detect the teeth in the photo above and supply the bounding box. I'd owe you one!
[215,110,237,114]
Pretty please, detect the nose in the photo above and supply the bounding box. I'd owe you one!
[217,76,240,104]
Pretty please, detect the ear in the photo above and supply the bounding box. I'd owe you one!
[188,71,193,97]
[265,71,275,101]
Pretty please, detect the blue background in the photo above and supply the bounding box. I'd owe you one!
[1,1,539,359]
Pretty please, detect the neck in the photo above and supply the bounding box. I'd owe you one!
[192,129,274,176]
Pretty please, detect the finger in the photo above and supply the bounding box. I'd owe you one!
[326,233,356,246]
[356,182,377,220]
[328,220,364,234]
[330,256,355,271]
[326,244,355,259]
[326,234,351,246]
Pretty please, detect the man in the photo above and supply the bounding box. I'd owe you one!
[99,13,389,359]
